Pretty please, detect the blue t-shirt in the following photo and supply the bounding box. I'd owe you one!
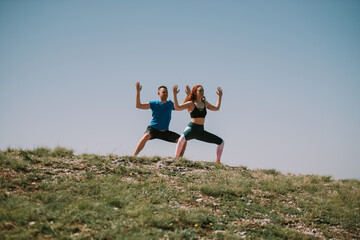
[149,100,175,130]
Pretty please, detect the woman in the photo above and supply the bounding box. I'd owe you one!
[173,84,224,163]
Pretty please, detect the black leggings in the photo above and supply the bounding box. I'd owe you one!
[183,122,223,145]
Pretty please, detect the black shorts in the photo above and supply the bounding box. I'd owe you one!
[145,126,180,143]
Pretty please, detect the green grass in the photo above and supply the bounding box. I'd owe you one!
[0,147,359,239]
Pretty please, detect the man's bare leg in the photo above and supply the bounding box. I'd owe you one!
[133,133,151,156]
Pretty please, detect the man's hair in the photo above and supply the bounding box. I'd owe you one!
[158,86,168,91]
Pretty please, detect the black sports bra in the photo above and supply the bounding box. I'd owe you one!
[190,101,207,118]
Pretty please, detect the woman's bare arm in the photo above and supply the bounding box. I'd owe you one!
[206,87,222,111]
[173,85,192,111]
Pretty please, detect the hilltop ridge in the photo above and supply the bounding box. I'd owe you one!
[1,147,359,239]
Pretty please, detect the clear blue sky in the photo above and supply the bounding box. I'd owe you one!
[1,0,359,179]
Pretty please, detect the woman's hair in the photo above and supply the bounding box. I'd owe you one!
[185,85,204,102]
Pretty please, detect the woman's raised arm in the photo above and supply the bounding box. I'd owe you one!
[206,87,223,111]
[173,85,192,111]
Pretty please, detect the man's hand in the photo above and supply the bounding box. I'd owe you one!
[136,82,142,92]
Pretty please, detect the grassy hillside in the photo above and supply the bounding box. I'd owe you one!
[0,147,359,239]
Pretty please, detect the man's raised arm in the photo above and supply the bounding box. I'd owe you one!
[135,82,150,109]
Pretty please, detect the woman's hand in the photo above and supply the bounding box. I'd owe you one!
[173,85,180,95]
[185,85,191,95]
[216,87,223,96]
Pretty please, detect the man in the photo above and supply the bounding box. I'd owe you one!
[133,82,188,156]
